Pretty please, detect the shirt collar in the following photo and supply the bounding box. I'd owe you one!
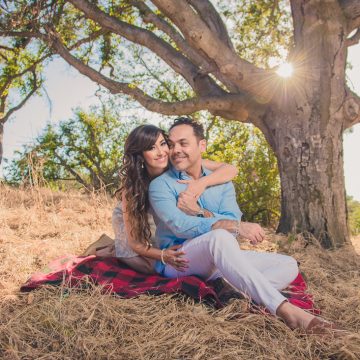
[170,164,209,180]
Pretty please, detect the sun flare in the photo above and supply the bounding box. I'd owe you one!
[276,63,294,78]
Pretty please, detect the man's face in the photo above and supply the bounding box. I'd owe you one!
[168,124,206,172]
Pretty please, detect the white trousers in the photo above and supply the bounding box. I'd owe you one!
[164,229,299,315]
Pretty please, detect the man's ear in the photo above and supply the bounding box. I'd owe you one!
[199,139,207,153]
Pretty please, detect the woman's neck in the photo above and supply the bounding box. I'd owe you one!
[146,166,167,180]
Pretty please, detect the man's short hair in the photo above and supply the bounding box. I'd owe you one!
[169,117,205,141]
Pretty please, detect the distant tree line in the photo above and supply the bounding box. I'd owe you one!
[348,196,360,236]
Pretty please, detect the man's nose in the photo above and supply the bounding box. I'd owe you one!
[172,143,181,153]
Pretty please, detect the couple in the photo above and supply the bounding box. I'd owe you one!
[113,117,335,334]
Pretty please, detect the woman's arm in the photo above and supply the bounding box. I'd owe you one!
[202,159,238,185]
[178,159,238,199]
[121,193,188,271]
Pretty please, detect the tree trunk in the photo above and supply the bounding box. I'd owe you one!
[267,110,348,248]
[250,1,351,249]
[0,122,3,166]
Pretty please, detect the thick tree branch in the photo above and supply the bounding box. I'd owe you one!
[289,0,304,47]
[132,1,212,72]
[344,86,360,129]
[132,0,238,92]
[346,27,360,46]
[339,0,360,31]
[152,0,273,99]
[187,0,234,51]
[67,0,223,95]
[0,31,41,38]
[46,30,249,117]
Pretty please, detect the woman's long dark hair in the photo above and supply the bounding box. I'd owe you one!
[117,125,167,246]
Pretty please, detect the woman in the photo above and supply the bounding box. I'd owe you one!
[113,124,238,273]
[115,122,340,335]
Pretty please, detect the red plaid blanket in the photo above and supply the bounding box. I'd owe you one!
[20,255,319,314]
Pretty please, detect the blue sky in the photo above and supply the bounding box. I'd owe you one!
[1,46,360,201]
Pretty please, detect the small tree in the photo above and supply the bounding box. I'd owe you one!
[0,39,44,164]
[347,196,360,235]
[4,106,138,192]
[205,119,280,227]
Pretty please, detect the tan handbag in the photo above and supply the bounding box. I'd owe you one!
[82,234,115,257]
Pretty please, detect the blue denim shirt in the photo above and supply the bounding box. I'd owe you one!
[148,166,242,274]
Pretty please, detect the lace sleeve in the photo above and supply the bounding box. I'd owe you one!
[112,202,138,258]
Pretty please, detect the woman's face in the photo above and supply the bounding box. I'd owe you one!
[142,133,169,176]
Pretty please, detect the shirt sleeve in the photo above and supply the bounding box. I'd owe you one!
[210,182,243,221]
[149,177,224,239]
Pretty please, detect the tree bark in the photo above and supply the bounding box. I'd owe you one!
[253,1,352,248]
[0,122,3,165]
[261,108,349,248]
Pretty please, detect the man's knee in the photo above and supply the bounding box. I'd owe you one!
[288,255,299,276]
[209,228,236,240]
[207,229,238,251]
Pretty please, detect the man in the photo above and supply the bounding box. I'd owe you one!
[149,117,330,332]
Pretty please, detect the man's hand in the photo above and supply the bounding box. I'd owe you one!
[237,221,265,245]
[177,191,201,216]
[212,220,265,245]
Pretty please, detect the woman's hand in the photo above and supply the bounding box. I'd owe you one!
[177,191,201,216]
[162,245,189,271]
[177,178,207,200]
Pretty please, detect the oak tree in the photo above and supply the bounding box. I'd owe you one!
[1,0,360,248]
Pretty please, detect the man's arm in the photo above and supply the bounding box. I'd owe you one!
[214,181,242,219]
[178,181,242,219]
[177,181,265,244]
[208,182,265,243]
[149,177,227,239]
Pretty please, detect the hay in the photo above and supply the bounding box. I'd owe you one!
[0,184,360,359]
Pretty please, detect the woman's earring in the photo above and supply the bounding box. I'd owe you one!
[141,161,144,169]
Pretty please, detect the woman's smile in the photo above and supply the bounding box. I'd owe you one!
[154,154,168,163]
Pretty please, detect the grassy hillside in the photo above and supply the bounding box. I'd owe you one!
[0,184,359,359]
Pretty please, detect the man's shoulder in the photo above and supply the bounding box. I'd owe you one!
[149,168,176,189]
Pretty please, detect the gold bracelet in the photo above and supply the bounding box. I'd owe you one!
[161,249,167,265]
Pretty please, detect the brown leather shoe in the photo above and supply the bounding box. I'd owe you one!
[208,278,245,304]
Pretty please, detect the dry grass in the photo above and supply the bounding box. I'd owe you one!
[0,183,359,359]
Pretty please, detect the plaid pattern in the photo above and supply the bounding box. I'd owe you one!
[20,255,319,313]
